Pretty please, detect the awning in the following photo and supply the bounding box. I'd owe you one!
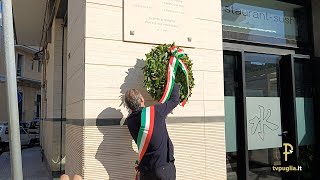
[12,0,47,46]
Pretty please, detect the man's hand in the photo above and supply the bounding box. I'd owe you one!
[60,174,83,180]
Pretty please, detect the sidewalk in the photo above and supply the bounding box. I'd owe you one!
[0,147,51,180]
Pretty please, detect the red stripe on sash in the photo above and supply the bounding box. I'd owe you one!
[139,106,155,161]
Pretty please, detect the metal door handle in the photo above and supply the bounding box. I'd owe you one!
[278,131,288,136]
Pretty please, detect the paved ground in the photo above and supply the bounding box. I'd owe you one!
[0,147,51,180]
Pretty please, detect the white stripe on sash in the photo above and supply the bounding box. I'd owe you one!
[138,107,150,157]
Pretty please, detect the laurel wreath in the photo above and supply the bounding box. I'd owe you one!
[142,43,195,103]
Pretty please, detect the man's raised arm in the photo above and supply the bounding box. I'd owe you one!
[156,83,180,116]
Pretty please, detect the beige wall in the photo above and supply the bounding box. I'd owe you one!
[0,27,4,76]
[42,120,66,171]
[64,0,86,177]
[18,86,40,121]
[66,0,85,109]
[41,18,67,174]
[65,0,226,179]
[45,19,67,120]
[0,33,7,121]
[0,53,5,75]
[65,124,84,177]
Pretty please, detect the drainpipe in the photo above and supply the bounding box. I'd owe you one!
[60,12,67,174]
[59,24,64,175]
[40,49,47,159]
[2,0,23,179]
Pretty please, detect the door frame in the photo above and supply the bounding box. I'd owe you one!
[224,50,249,179]
[279,55,299,179]
[280,55,320,179]
[312,58,320,178]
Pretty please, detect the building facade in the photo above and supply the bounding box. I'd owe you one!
[0,44,41,123]
[9,0,320,179]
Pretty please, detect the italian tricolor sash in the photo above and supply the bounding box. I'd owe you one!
[135,106,155,180]
[159,46,190,107]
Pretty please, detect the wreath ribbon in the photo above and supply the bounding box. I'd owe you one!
[159,46,190,107]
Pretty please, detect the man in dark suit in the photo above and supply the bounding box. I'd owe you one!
[125,84,180,180]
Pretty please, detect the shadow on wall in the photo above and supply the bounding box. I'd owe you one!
[95,107,137,180]
[119,59,154,117]
[96,58,156,179]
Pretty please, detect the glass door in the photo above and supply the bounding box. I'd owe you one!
[245,53,282,180]
[280,55,320,179]
[224,51,320,180]
[294,59,315,180]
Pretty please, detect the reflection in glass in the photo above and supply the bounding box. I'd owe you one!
[245,53,281,179]
[224,54,238,180]
[295,60,315,179]
[245,53,280,97]
[221,0,308,47]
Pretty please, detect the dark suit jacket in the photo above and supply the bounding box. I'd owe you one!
[127,84,180,173]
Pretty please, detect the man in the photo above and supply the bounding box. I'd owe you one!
[125,83,180,180]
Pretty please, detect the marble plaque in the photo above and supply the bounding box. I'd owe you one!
[124,0,194,47]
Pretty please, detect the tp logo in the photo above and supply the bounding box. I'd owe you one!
[283,143,294,161]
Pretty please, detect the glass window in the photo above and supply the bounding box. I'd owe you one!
[16,54,24,76]
[36,94,41,118]
[294,61,315,146]
[222,0,308,47]
[0,75,5,82]
[31,61,34,70]
[224,54,238,179]
[294,60,315,179]
[245,53,280,97]
[37,61,42,72]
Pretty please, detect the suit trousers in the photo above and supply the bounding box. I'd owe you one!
[140,162,176,180]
